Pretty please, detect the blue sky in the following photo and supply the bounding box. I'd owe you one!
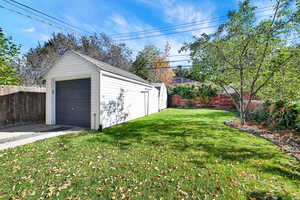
[0,0,274,65]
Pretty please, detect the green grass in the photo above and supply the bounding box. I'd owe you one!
[0,109,300,199]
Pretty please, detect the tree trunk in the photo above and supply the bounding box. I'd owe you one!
[240,66,245,125]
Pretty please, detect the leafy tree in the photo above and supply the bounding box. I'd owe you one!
[174,65,206,82]
[130,45,161,80]
[182,0,300,124]
[150,58,175,84]
[0,28,21,85]
[258,46,300,101]
[131,44,175,84]
[18,33,132,85]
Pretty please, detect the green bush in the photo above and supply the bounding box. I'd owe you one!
[246,100,300,131]
[167,83,218,99]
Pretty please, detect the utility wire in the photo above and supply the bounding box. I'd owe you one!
[0,2,82,35]
[0,4,79,34]
[111,6,275,38]
[3,0,93,35]
[114,12,276,41]
[150,59,191,63]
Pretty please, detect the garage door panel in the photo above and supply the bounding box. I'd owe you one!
[56,78,91,128]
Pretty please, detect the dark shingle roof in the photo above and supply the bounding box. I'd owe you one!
[72,51,150,85]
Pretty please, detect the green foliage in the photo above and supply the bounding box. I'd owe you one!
[0,62,21,85]
[174,66,206,82]
[259,52,300,101]
[168,83,218,99]
[246,100,300,131]
[0,28,21,85]
[130,45,161,81]
[182,0,300,123]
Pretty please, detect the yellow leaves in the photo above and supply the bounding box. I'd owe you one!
[59,179,72,190]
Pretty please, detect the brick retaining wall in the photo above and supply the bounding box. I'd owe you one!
[171,95,235,110]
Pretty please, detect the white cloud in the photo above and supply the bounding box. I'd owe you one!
[39,34,50,41]
[23,27,35,33]
[136,0,217,37]
[106,12,191,66]
[111,14,128,27]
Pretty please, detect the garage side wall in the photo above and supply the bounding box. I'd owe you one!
[149,88,159,115]
[44,52,100,129]
[159,84,168,110]
[100,72,153,129]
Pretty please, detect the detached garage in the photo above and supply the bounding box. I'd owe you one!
[152,83,168,111]
[44,50,162,130]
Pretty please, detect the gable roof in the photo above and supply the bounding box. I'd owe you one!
[70,51,150,84]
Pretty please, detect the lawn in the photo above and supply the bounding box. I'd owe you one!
[0,109,300,199]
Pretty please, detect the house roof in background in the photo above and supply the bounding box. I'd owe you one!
[170,76,202,86]
[71,51,150,85]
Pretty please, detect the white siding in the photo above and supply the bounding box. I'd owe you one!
[149,87,159,114]
[159,83,168,110]
[44,52,100,130]
[45,51,162,130]
[100,72,153,128]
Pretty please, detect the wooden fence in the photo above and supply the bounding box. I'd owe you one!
[0,85,46,126]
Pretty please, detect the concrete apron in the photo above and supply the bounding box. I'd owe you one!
[0,124,85,151]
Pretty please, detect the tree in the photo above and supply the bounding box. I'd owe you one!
[258,47,300,101]
[0,28,21,85]
[18,33,132,85]
[149,43,175,84]
[131,44,175,84]
[130,45,161,80]
[174,65,206,82]
[182,0,300,124]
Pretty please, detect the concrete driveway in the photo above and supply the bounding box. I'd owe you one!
[0,124,85,150]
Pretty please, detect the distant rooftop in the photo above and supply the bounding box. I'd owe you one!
[170,76,202,86]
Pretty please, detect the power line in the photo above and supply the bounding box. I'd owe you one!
[3,0,93,35]
[111,6,275,38]
[150,59,191,63]
[114,13,276,42]
[0,4,79,34]
[146,65,193,70]
[167,54,190,57]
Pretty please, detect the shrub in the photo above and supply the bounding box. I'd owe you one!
[246,100,300,131]
[167,83,218,99]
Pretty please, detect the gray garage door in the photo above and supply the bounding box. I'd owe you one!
[56,78,91,128]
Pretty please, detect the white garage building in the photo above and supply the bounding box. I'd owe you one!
[44,50,164,130]
[152,83,168,111]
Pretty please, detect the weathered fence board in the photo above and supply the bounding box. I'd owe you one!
[0,86,46,126]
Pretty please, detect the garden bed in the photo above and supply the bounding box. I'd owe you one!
[225,119,300,162]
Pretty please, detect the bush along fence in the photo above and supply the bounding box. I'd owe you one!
[168,83,240,110]
[0,85,46,127]
[246,100,300,131]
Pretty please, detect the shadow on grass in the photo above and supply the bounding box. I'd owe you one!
[247,191,294,200]
[261,165,300,181]
[59,109,300,182]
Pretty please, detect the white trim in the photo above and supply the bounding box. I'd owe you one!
[101,70,152,88]
[48,74,100,130]
[99,71,103,129]
[52,74,91,82]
